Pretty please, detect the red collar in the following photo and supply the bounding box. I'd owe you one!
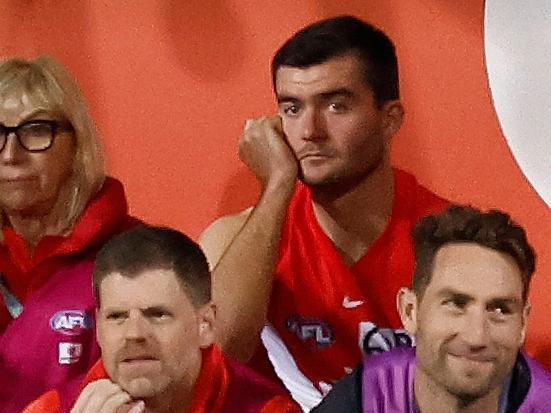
[83,345,230,413]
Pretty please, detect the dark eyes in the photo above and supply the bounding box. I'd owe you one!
[279,101,348,116]
[146,309,170,319]
[106,312,127,321]
[489,305,512,316]
[441,299,513,319]
[281,104,299,116]
[328,102,348,112]
[105,310,171,322]
[442,298,467,310]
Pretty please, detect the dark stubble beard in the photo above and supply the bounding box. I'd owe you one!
[448,387,490,409]
[303,146,386,200]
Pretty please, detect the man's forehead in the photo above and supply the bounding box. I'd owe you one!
[424,243,524,299]
[275,54,367,96]
[99,269,187,305]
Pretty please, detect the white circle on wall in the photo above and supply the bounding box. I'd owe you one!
[485,1,551,208]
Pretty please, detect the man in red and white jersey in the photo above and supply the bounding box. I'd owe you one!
[200,15,449,411]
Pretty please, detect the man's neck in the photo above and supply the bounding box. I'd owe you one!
[414,369,502,413]
[141,378,196,413]
[141,356,202,413]
[311,162,394,265]
[142,395,191,413]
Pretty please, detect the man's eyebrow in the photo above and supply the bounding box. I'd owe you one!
[436,288,473,301]
[102,307,127,315]
[318,88,355,100]
[436,289,523,308]
[487,297,522,308]
[276,88,355,104]
[141,306,172,316]
[276,95,300,104]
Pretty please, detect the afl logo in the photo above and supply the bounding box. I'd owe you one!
[50,310,94,336]
[286,315,335,349]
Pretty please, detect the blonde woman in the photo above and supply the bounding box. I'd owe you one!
[0,56,139,412]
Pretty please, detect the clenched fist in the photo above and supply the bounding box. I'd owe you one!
[239,115,298,193]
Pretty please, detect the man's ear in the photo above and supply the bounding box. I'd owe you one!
[381,99,404,139]
[197,302,217,348]
[520,302,531,346]
[95,308,104,352]
[397,287,418,336]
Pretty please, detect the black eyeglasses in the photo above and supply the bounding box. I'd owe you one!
[0,120,72,153]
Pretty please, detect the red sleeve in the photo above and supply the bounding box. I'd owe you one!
[21,390,60,413]
[260,395,302,413]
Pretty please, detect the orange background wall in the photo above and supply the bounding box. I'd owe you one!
[1,1,550,363]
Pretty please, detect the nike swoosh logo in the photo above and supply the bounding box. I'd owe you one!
[342,296,365,309]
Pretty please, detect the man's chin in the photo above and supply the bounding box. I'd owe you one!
[120,376,162,398]
[444,374,496,402]
[301,167,376,193]
[301,170,346,189]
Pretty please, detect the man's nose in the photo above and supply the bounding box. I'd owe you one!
[124,313,149,341]
[460,308,490,348]
[300,108,325,141]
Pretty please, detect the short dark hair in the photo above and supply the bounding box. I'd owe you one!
[271,15,399,105]
[93,225,211,308]
[412,205,536,300]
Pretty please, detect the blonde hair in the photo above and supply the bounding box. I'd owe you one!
[0,55,106,235]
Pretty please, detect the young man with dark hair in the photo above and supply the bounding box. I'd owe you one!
[24,225,301,413]
[200,15,448,409]
[312,205,551,412]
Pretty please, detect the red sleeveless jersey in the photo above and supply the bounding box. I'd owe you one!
[267,169,449,391]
